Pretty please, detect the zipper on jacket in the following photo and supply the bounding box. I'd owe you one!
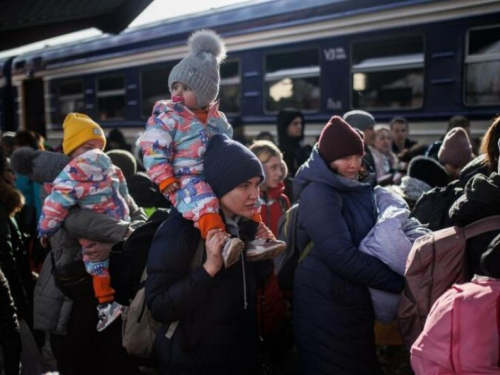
[241,253,248,310]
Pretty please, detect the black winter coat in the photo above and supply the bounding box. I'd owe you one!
[0,184,34,323]
[146,209,269,375]
[411,180,463,231]
[0,268,21,375]
[410,155,489,232]
[450,172,500,276]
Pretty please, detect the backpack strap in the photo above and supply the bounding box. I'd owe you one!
[298,242,313,264]
[464,215,500,240]
[278,196,288,215]
[165,238,205,339]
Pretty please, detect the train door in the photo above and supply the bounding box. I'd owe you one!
[23,78,46,137]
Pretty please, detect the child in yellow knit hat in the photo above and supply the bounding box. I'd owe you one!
[39,113,140,331]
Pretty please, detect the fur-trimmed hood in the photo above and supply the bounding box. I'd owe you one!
[0,183,24,217]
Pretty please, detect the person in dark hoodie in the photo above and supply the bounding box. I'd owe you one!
[146,134,276,374]
[276,108,312,178]
[293,116,404,375]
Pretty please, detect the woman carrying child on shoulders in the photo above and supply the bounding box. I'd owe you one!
[146,134,277,374]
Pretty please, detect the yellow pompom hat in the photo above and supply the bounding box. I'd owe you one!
[62,113,106,155]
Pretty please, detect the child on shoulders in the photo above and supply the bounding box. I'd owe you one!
[139,29,284,267]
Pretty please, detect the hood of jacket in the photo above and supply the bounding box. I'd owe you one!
[261,182,285,201]
[450,172,500,225]
[293,145,374,199]
[400,176,432,203]
[277,109,305,150]
[459,154,489,186]
[373,185,408,213]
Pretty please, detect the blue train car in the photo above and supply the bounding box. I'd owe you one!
[2,0,500,146]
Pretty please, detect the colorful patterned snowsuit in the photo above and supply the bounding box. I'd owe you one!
[139,100,234,222]
[38,149,134,301]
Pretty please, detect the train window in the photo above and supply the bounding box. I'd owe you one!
[351,36,424,110]
[96,76,126,121]
[218,60,240,114]
[264,49,320,112]
[58,80,84,123]
[465,25,500,106]
[140,64,175,119]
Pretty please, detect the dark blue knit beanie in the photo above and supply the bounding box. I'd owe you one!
[205,134,264,198]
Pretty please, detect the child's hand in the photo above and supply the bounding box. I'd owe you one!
[164,182,179,194]
[203,229,226,277]
[81,240,113,262]
[40,237,50,248]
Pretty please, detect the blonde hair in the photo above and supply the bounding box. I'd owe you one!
[480,115,500,173]
[249,140,283,164]
[374,124,391,135]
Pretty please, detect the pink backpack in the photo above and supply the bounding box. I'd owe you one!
[411,278,500,375]
[398,215,500,349]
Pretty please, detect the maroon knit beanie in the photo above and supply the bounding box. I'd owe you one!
[438,127,473,168]
[318,116,365,164]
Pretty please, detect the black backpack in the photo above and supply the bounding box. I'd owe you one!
[274,204,309,294]
[411,180,463,232]
[109,208,170,305]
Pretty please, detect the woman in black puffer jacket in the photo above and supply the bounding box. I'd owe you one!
[449,169,500,277]
[0,268,21,375]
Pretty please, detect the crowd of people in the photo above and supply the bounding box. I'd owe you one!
[1,28,500,375]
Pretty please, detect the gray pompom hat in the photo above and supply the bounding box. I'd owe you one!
[168,29,227,108]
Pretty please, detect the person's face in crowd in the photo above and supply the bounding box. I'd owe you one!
[363,126,375,146]
[171,82,197,109]
[70,139,105,158]
[286,116,303,138]
[1,160,16,185]
[374,129,392,154]
[262,156,283,190]
[329,155,363,180]
[391,121,408,145]
[220,176,261,219]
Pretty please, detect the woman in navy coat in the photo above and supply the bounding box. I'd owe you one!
[293,117,404,374]
[146,134,275,374]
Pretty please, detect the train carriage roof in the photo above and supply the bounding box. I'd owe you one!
[0,0,152,52]
[12,0,452,71]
